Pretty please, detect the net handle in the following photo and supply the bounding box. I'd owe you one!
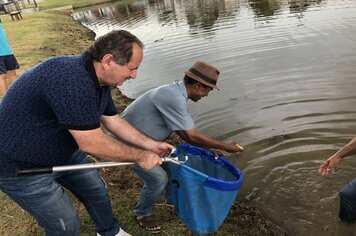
[16,149,188,176]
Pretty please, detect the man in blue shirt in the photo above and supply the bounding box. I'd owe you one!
[121,61,244,233]
[0,18,19,96]
[0,30,172,236]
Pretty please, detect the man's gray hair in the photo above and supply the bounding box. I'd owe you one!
[86,30,144,65]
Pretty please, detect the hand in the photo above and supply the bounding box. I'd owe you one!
[150,142,174,158]
[211,149,224,159]
[318,155,342,176]
[136,151,163,170]
[225,140,244,153]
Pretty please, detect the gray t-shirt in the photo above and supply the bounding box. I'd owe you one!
[121,81,194,141]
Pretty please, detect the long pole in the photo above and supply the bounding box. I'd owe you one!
[16,155,184,176]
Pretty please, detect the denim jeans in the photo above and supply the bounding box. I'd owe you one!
[339,177,356,223]
[0,149,119,236]
[130,163,169,216]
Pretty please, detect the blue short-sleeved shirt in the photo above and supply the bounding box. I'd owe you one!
[121,81,194,141]
[0,53,117,177]
[0,23,12,56]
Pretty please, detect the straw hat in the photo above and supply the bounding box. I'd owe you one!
[184,61,220,89]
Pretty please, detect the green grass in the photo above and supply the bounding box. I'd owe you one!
[2,10,93,73]
[0,9,93,99]
[38,0,112,10]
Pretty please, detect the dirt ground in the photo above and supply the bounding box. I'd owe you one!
[109,87,289,236]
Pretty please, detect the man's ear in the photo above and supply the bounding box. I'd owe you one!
[101,54,114,69]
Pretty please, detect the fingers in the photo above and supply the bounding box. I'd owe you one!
[236,143,244,152]
[318,161,328,175]
[164,147,173,157]
[319,160,334,176]
[157,156,163,165]
[319,155,342,176]
[319,167,328,176]
[318,162,327,172]
[153,142,173,157]
[226,140,244,153]
[150,154,162,168]
[137,152,163,170]
[319,167,333,176]
[156,149,168,158]
[212,150,223,159]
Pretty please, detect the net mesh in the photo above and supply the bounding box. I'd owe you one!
[166,144,243,234]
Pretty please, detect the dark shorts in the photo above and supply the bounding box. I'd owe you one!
[0,54,20,74]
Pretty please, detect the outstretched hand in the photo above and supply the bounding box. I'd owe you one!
[226,140,244,153]
[318,155,342,176]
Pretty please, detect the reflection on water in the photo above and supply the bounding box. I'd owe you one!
[73,0,356,235]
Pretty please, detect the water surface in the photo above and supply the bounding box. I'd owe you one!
[73,0,356,234]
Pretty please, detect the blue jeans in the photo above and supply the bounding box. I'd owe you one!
[130,163,169,216]
[0,150,119,236]
[339,177,356,223]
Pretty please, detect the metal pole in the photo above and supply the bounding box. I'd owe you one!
[16,161,132,175]
[16,154,186,176]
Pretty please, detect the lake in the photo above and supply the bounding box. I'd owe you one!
[72,0,356,234]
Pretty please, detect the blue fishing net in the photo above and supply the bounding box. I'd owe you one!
[167,144,243,234]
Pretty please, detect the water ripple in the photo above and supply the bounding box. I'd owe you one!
[73,1,356,234]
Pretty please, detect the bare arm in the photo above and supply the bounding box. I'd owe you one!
[69,128,162,170]
[319,137,356,176]
[175,128,243,153]
[101,114,173,157]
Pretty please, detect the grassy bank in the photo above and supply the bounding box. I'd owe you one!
[0,1,287,235]
[37,0,110,10]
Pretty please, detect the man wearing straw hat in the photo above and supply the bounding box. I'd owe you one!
[121,61,244,233]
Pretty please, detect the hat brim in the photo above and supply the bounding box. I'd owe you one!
[184,70,219,90]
